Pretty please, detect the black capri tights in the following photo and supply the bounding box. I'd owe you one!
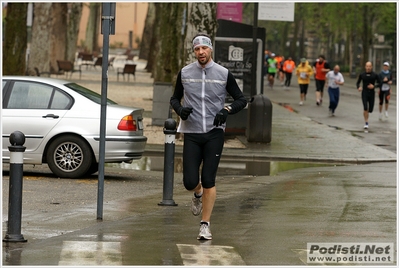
[182,128,225,190]
[362,90,375,112]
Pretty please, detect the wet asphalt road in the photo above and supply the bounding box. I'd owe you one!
[2,161,396,266]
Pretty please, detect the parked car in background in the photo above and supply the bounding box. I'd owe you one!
[2,76,147,178]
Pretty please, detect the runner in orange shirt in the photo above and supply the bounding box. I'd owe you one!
[282,56,296,89]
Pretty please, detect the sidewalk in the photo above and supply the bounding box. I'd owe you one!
[72,60,396,163]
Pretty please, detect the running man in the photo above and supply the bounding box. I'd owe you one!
[325,65,344,116]
[313,55,330,105]
[378,62,393,120]
[170,33,247,240]
[267,53,278,89]
[356,61,381,129]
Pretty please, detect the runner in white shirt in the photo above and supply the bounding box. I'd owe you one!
[325,65,344,116]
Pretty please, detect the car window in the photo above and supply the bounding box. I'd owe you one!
[7,81,71,109]
[2,80,7,99]
[65,83,117,105]
[51,89,72,109]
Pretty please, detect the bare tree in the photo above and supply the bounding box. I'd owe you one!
[142,3,217,81]
[3,3,28,75]
[28,3,83,74]
[145,3,162,75]
[139,2,155,61]
[183,3,217,65]
[28,3,52,74]
[49,3,67,72]
[66,3,83,62]
[153,3,186,82]
[85,3,100,53]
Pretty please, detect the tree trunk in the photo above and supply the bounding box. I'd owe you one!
[66,3,83,63]
[140,2,155,61]
[361,5,371,67]
[281,23,289,57]
[153,3,186,82]
[3,3,28,75]
[85,3,100,53]
[290,5,300,60]
[145,3,161,74]
[184,3,218,65]
[49,3,68,72]
[28,3,52,74]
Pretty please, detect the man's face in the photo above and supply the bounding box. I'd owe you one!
[319,57,324,62]
[365,62,373,72]
[383,65,389,70]
[334,66,340,74]
[194,46,212,66]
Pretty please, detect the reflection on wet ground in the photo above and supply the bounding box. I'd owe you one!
[108,156,342,176]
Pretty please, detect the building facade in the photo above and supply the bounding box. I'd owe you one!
[78,2,148,50]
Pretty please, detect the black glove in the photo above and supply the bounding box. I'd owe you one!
[213,109,229,127]
[178,107,193,120]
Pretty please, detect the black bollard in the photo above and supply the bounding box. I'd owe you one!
[4,131,27,242]
[158,119,178,206]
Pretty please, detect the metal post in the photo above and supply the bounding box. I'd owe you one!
[3,131,27,242]
[251,3,258,96]
[158,119,178,206]
[97,2,115,220]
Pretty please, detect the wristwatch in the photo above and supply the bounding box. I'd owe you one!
[224,105,232,113]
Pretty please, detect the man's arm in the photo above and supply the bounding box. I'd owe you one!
[225,71,247,114]
[170,71,184,114]
[356,73,362,89]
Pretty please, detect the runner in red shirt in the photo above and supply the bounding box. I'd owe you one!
[313,55,330,105]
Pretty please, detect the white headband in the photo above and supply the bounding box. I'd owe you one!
[192,36,213,50]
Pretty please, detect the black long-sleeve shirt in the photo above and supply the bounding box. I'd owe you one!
[356,71,381,91]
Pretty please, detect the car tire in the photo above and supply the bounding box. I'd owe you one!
[46,135,93,178]
[87,162,99,175]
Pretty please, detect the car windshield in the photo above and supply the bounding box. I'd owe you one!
[65,83,117,105]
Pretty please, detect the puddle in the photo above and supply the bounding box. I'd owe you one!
[107,157,338,176]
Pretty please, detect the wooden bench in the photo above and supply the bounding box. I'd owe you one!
[78,52,95,69]
[117,64,136,81]
[93,56,115,70]
[56,60,82,79]
[34,66,63,77]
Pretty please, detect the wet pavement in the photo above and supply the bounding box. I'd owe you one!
[2,60,397,266]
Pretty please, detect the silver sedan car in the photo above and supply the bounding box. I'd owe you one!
[2,76,147,178]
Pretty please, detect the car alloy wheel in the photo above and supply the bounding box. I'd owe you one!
[46,135,93,178]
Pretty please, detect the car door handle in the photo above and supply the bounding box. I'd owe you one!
[42,114,60,119]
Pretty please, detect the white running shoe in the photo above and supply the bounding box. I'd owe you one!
[379,113,383,120]
[364,123,369,129]
[299,101,303,106]
[385,111,389,118]
[197,222,212,240]
[191,195,202,216]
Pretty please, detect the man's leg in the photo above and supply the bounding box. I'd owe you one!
[385,91,390,117]
[361,92,369,128]
[197,129,224,240]
[183,133,204,216]
[269,73,275,88]
[363,110,369,123]
[202,187,216,223]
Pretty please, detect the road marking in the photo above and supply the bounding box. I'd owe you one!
[177,243,245,266]
[58,241,122,266]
